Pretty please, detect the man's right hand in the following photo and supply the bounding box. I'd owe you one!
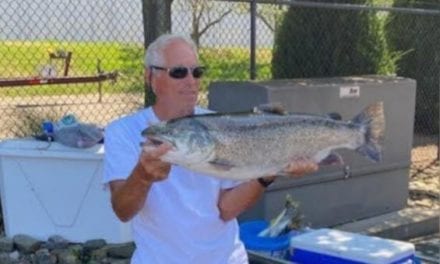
[136,143,173,184]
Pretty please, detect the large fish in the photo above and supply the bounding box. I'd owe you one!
[141,102,385,180]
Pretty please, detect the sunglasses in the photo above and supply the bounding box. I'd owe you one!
[150,65,205,79]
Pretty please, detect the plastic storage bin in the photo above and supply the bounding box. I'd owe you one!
[240,220,291,258]
[290,228,415,264]
[0,139,131,243]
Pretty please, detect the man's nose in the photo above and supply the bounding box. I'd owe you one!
[183,72,198,85]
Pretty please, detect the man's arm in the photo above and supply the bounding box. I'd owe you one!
[217,160,318,221]
[217,178,268,222]
[109,144,171,222]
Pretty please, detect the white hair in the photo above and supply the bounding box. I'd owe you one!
[144,33,198,68]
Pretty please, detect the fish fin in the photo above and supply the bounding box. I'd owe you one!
[357,144,382,162]
[208,159,235,171]
[319,152,344,166]
[325,112,342,120]
[253,103,288,115]
[352,102,385,162]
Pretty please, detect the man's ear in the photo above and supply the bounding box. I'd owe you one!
[146,68,156,94]
[145,68,152,86]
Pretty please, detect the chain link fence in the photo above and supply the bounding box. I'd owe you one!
[0,0,145,139]
[0,0,438,167]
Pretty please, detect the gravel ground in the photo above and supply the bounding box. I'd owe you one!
[408,144,439,211]
[407,142,439,263]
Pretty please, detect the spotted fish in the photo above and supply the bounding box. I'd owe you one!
[141,102,385,180]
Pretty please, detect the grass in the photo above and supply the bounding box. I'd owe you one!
[0,40,127,75]
[0,40,273,97]
[0,40,143,96]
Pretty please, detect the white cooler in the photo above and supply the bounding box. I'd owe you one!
[0,138,132,243]
[290,229,415,264]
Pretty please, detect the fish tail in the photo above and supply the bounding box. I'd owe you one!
[352,102,385,162]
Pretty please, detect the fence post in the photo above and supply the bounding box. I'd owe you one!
[250,0,257,80]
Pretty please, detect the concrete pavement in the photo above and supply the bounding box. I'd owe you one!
[334,207,439,240]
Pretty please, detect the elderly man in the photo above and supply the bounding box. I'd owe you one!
[103,33,317,264]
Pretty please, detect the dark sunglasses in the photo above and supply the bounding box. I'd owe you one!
[150,65,205,79]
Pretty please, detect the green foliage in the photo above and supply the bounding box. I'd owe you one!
[118,45,145,77]
[272,0,396,78]
[199,47,272,86]
[117,45,146,93]
[0,41,144,96]
[0,41,272,98]
[385,0,440,134]
[200,48,249,84]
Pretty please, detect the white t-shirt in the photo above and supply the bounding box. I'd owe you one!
[103,107,248,264]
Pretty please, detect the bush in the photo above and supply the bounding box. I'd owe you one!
[385,0,439,134]
[272,0,395,78]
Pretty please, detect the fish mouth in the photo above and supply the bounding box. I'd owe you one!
[146,136,174,147]
[148,137,163,146]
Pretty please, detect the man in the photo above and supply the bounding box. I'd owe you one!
[103,33,318,263]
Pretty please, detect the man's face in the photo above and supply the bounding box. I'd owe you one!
[150,40,201,118]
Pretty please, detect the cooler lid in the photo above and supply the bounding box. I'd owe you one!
[0,138,104,159]
[290,228,415,264]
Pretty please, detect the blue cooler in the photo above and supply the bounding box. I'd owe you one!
[239,220,291,258]
[290,229,416,264]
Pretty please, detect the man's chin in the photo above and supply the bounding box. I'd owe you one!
[182,97,198,107]
[174,103,194,117]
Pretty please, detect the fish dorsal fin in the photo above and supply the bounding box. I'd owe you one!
[253,103,287,115]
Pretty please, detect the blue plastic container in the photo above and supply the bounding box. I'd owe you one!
[239,220,291,258]
[290,229,416,264]
[42,120,54,135]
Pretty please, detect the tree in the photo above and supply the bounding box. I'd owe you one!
[385,0,440,134]
[142,0,173,47]
[234,2,287,33]
[272,0,395,78]
[141,0,173,106]
[175,0,233,47]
